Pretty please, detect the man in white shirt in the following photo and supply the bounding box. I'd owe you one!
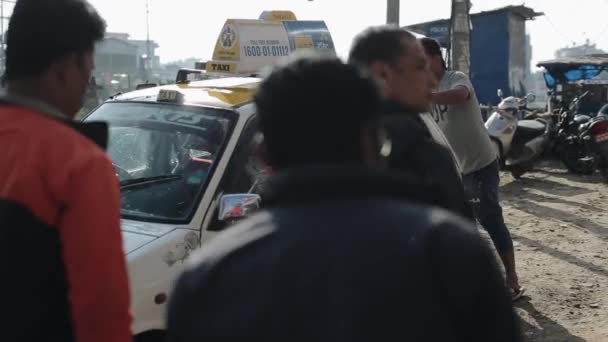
[422,37,523,301]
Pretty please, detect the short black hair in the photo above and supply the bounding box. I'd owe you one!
[348,25,415,67]
[255,57,381,169]
[420,37,447,70]
[4,0,106,81]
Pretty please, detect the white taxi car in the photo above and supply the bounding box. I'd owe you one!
[83,11,336,342]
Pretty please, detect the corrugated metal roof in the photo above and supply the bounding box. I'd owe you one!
[474,5,544,20]
[537,54,608,67]
[407,5,543,28]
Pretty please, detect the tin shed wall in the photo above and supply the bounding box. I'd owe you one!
[470,12,510,105]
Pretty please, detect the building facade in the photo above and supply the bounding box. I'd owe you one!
[94,32,160,93]
[555,40,606,59]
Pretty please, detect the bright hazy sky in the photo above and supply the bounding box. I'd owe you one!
[13,0,608,69]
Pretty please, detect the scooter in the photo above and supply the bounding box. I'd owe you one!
[485,90,553,179]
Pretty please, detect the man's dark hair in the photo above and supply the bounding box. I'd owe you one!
[255,57,381,169]
[420,37,447,70]
[4,0,106,81]
[348,25,415,67]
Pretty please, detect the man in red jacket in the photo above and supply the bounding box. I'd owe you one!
[0,1,132,341]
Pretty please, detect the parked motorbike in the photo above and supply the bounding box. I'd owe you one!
[555,91,608,182]
[486,90,553,179]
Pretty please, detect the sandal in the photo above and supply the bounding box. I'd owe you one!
[511,287,526,302]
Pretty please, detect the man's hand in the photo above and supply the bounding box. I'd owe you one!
[432,85,471,106]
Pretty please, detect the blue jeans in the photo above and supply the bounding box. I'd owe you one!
[463,160,514,254]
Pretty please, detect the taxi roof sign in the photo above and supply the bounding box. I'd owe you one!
[259,10,297,21]
[157,89,185,104]
[204,13,336,77]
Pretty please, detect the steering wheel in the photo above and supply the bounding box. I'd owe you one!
[113,163,131,180]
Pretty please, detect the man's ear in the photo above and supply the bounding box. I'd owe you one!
[368,61,391,93]
[369,61,389,82]
[49,53,78,84]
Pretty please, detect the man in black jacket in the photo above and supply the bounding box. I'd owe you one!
[166,57,521,342]
[348,26,472,220]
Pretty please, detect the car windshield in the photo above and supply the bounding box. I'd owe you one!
[85,102,237,223]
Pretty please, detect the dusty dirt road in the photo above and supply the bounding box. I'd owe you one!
[497,159,607,341]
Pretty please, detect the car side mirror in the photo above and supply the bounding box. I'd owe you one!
[218,194,262,222]
[525,93,536,103]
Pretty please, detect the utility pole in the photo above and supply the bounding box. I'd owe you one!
[387,0,400,25]
[450,0,471,76]
[1,0,4,51]
[145,0,151,82]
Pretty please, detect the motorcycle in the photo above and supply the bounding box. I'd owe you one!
[485,90,553,179]
[555,91,608,182]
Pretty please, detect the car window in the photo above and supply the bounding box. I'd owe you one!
[221,117,264,195]
[86,101,237,224]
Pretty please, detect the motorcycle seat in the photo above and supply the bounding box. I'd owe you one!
[515,119,546,142]
[574,114,591,125]
[518,119,545,132]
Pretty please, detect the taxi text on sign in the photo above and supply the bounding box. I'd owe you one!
[205,62,237,73]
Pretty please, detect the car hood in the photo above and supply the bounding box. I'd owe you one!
[121,219,177,254]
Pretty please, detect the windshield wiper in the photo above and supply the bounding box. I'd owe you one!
[120,175,183,190]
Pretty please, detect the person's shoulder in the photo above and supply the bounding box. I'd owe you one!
[445,70,470,85]
[421,205,484,255]
[377,198,473,233]
[382,113,429,142]
[445,71,474,94]
[184,211,277,274]
[447,70,469,80]
[426,206,477,234]
[368,201,479,255]
[3,107,110,169]
[22,110,104,151]
[405,126,451,162]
